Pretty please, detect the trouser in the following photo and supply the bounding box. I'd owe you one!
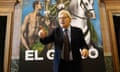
[58,59,81,72]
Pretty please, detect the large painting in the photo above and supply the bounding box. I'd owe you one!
[10,0,106,72]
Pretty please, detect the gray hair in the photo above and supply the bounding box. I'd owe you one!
[58,10,72,19]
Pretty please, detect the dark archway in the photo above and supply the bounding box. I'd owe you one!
[0,16,7,72]
[113,15,120,61]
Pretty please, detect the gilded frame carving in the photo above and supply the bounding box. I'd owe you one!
[99,0,120,71]
[0,12,13,72]
[107,10,120,72]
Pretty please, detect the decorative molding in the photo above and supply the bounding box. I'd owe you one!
[102,0,120,6]
[101,0,120,72]
[0,0,17,13]
[104,0,120,1]
[0,0,16,7]
[0,0,17,72]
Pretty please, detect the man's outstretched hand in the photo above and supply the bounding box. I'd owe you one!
[80,48,89,59]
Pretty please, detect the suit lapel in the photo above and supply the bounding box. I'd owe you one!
[56,27,64,50]
[71,26,74,43]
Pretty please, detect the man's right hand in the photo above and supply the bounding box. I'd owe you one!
[38,28,47,39]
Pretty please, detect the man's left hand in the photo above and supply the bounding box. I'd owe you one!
[81,48,89,58]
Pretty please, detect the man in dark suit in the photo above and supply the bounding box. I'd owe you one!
[39,9,89,72]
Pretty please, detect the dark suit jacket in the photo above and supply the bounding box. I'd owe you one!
[40,26,88,62]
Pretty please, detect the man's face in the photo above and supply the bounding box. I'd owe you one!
[36,2,42,10]
[58,13,71,28]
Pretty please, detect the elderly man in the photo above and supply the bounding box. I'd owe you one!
[39,9,89,72]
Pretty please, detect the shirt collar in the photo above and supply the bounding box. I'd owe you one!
[62,25,71,32]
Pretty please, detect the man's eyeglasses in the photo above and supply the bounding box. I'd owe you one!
[58,16,69,19]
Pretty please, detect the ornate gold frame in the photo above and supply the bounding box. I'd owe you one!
[0,0,16,72]
[100,0,120,72]
[108,10,120,72]
[0,12,13,72]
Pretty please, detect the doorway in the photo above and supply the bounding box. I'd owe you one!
[0,16,7,72]
[113,15,120,61]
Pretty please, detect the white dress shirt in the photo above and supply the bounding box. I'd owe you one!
[61,26,73,60]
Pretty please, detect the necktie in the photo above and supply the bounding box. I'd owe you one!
[63,29,70,61]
